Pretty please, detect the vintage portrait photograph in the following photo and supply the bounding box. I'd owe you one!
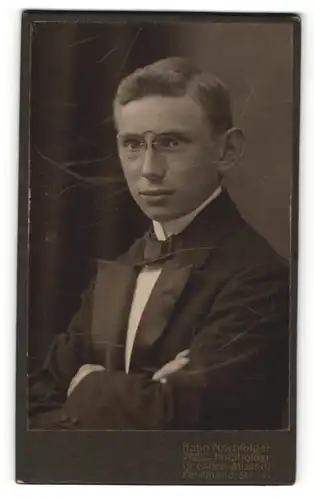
[16,11,300,484]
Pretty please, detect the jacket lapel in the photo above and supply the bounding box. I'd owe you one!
[132,260,194,351]
[129,242,214,372]
[91,259,138,371]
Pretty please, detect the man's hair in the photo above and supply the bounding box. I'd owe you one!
[113,57,233,135]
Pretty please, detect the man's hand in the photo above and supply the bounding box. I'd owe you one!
[67,364,105,398]
[152,350,190,384]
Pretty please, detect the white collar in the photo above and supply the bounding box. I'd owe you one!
[153,186,222,241]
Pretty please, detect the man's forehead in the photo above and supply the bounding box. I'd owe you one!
[115,94,206,134]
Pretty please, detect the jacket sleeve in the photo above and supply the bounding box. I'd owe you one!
[28,280,96,426]
[47,262,289,430]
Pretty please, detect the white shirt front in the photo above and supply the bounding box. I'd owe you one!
[124,186,222,373]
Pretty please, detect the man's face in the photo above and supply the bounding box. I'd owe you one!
[115,94,222,222]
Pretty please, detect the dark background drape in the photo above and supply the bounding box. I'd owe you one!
[28,19,293,372]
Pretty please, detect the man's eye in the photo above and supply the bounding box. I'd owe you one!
[158,137,180,148]
[157,136,188,150]
[123,139,142,150]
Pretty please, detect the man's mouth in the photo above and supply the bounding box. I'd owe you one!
[139,189,174,196]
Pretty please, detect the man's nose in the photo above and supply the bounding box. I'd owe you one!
[141,145,166,182]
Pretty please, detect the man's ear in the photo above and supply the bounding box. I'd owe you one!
[217,127,245,175]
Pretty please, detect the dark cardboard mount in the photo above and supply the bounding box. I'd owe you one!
[16,10,300,485]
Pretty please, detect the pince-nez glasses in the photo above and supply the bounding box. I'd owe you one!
[116,131,190,156]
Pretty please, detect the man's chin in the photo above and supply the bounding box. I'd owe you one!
[141,206,176,222]
[140,205,187,223]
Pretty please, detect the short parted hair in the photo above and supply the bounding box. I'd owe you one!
[113,57,233,135]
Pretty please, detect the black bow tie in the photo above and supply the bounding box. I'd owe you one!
[143,230,177,265]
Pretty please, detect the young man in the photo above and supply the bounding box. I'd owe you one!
[29,57,289,430]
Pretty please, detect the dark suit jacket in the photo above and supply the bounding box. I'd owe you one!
[29,191,289,430]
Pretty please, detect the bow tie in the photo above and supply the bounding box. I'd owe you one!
[143,230,177,265]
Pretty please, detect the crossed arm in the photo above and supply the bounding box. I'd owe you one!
[29,263,289,430]
[67,349,190,397]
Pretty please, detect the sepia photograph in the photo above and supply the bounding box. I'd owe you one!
[16,11,300,484]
